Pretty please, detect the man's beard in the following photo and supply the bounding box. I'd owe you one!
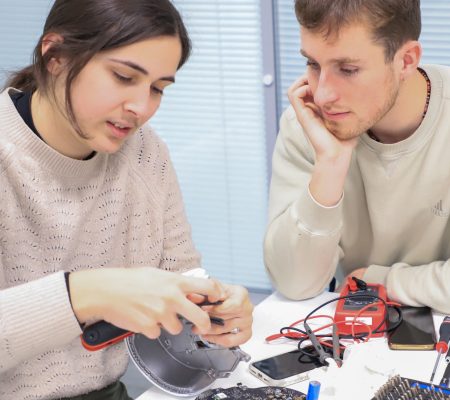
[324,72,400,141]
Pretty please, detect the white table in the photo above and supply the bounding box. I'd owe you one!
[137,291,445,400]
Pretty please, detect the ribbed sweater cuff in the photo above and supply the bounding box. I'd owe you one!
[290,187,343,235]
[0,272,83,367]
[364,265,390,287]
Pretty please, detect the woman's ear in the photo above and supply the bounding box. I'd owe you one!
[41,33,65,75]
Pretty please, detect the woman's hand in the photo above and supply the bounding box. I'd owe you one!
[69,267,226,340]
[191,283,254,347]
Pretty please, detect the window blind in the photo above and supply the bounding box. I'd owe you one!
[275,0,450,116]
[0,1,52,83]
[152,1,271,289]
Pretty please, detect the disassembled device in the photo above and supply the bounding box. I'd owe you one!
[126,317,250,397]
[195,383,306,400]
[81,301,249,398]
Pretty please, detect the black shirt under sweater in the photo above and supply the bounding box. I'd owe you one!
[9,89,95,159]
[9,90,40,137]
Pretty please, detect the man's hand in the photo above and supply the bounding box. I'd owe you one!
[337,267,368,292]
[69,268,226,340]
[288,75,357,206]
[287,75,358,159]
[347,267,367,280]
[191,283,254,348]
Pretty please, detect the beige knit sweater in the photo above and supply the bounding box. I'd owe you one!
[0,88,201,399]
[265,64,450,313]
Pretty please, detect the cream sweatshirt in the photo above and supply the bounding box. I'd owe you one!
[0,88,201,399]
[264,65,450,313]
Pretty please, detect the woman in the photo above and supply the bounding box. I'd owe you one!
[0,1,253,399]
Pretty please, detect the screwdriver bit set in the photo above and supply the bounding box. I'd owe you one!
[373,375,450,400]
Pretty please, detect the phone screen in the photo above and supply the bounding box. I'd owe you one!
[251,349,324,380]
[388,306,436,350]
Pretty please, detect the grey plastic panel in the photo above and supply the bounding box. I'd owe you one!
[126,318,250,397]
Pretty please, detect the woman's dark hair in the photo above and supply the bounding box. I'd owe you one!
[5,0,191,136]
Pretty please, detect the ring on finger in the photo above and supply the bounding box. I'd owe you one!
[230,327,240,334]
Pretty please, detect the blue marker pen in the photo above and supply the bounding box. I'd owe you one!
[306,380,321,400]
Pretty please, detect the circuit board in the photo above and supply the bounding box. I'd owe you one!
[195,383,306,400]
[372,375,450,399]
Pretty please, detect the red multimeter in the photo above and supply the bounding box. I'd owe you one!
[334,277,388,338]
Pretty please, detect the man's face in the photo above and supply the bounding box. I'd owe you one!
[300,24,401,140]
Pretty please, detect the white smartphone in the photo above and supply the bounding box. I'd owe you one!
[248,347,327,386]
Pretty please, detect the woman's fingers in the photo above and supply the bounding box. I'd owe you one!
[189,283,253,347]
[180,276,226,303]
[79,268,251,343]
[175,296,215,334]
[200,316,253,347]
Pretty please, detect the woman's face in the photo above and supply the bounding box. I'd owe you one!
[53,36,182,158]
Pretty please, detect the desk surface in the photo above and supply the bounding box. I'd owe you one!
[136,291,444,400]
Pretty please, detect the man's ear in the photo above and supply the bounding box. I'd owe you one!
[41,32,65,75]
[396,40,422,81]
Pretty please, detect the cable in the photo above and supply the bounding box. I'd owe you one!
[265,293,403,365]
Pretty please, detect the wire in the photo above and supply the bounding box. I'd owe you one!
[265,292,403,365]
[265,314,334,342]
[303,294,402,338]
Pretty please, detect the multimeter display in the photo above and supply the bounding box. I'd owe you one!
[343,287,379,311]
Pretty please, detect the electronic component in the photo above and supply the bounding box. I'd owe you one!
[334,277,387,337]
[441,362,450,388]
[306,380,321,400]
[195,383,306,400]
[372,375,450,399]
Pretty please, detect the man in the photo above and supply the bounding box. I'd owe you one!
[264,0,450,313]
